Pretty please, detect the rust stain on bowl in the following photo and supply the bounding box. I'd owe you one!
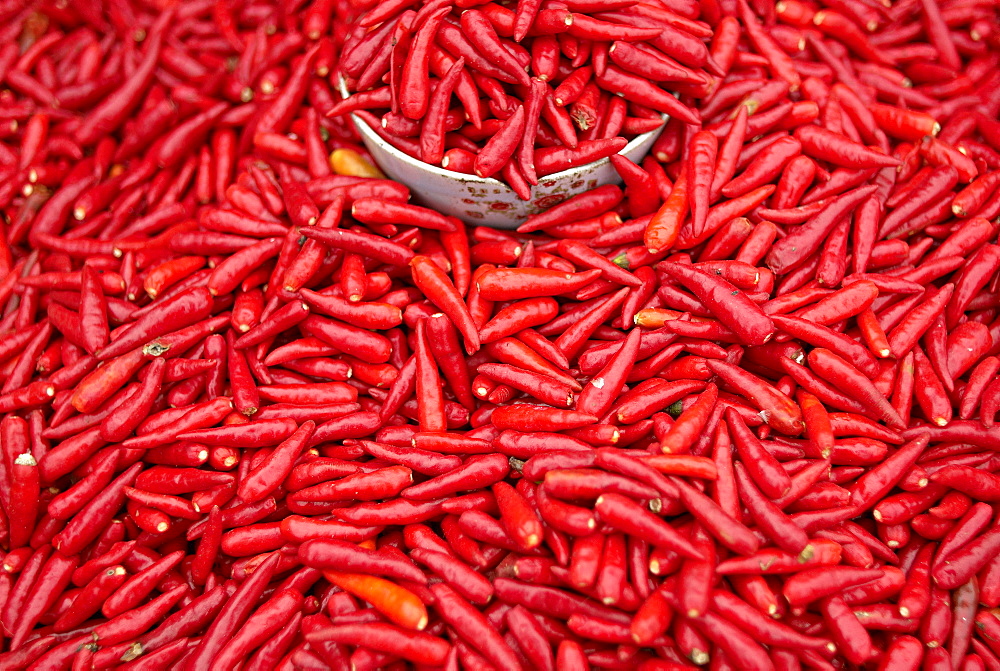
[534,194,568,209]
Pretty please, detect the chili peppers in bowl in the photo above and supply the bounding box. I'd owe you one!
[340,79,668,228]
[4,0,1000,668]
[327,0,716,219]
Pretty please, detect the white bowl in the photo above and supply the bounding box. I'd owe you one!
[338,79,666,229]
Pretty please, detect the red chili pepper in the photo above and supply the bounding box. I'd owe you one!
[767,185,878,274]
[706,360,804,435]
[474,105,527,179]
[659,261,775,346]
[410,255,480,354]
[686,131,718,238]
[595,65,700,125]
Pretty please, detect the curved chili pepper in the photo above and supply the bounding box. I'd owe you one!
[410,255,480,354]
[767,185,878,274]
[595,65,699,124]
[76,30,166,145]
[886,283,954,359]
[520,184,623,233]
[432,582,521,669]
[808,348,905,431]
[706,360,804,435]
[475,105,526,179]
[534,136,628,176]
[659,261,775,346]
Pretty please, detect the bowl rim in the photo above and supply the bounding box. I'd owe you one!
[337,75,667,192]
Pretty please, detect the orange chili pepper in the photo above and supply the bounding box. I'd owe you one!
[324,570,429,630]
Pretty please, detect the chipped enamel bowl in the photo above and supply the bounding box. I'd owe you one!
[339,79,666,229]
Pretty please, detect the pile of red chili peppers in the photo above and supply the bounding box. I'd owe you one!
[2,0,1000,669]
